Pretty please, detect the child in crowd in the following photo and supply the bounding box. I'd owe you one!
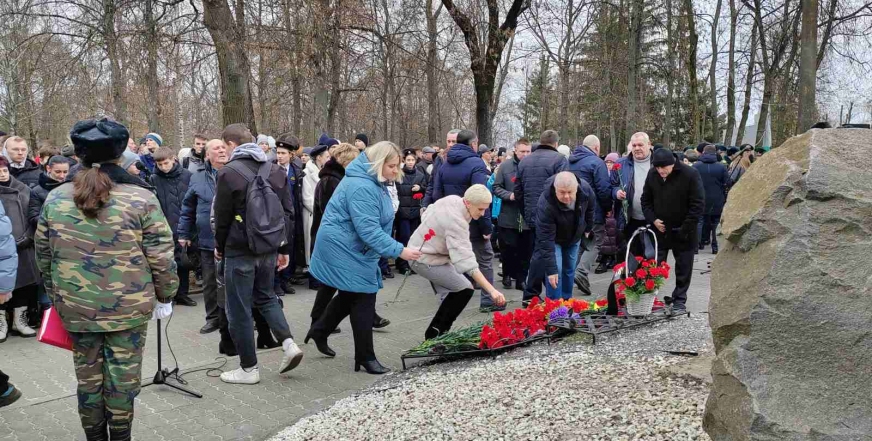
[151,147,196,307]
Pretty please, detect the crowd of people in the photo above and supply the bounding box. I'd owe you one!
[0,121,760,440]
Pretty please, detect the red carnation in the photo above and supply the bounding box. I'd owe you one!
[413,193,424,200]
[635,256,644,262]
[645,279,656,291]
[625,277,637,287]
[635,269,647,279]
[613,163,622,171]
[642,261,650,268]
[595,298,608,308]
[511,176,517,183]
[428,228,436,236]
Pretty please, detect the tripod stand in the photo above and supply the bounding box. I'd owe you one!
[147,318,203,398]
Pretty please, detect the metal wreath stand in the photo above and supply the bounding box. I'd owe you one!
[617,226,659,316]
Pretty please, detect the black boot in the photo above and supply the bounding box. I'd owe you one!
[424,289,473,340]
[304,330,336,357]
[373,312,390,329]
[108,424,131,441]
[501,274,512,289]
[83,422,109,441]
[355,359,391,375]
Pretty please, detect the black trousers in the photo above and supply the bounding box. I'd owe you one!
[523,228,545,300]
[499,227,534,282]
[425,288,474,339]
[310,284,338,325]
[656,233,696,306]
[0,284,36,311]
[310,284,383,327]
[0,369,8,392]
[200,250,219,324]
[311,289,377,362]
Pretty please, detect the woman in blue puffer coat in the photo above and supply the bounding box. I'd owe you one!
[305,142,422,375]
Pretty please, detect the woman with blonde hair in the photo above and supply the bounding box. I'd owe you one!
[410,185,506,340]
[305,141,421,374]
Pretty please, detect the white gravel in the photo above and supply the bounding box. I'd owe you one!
[271,315,713,441]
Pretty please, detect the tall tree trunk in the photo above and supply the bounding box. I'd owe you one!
[725,0,738,144]
[625,0,643,138]
[490,34,514,127]
[103,0,126,126]
[664,0,675,147]
[684,0,700,142]
[736,23,756,145]
[203,0,257,134]
[425,0,441,144]
[797,0,818,133]
[282,0,303,135]
[442,0,529,146]
[145,0,161,132]
[708,0,722,141]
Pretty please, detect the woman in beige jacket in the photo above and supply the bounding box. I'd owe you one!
[409,185,506,340]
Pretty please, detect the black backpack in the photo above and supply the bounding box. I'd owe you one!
[231,161,288,254]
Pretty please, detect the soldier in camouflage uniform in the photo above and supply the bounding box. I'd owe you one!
[34,119,178,441]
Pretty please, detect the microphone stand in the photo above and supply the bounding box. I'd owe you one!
[147,318,203,398]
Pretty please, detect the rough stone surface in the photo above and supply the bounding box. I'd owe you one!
[705,129,872,440]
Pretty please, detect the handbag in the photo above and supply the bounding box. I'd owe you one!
[37,307,73,351]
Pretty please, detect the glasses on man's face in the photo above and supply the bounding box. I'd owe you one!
[606,161,615,165]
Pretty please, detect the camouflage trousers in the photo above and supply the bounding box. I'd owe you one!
[69,323,148,435]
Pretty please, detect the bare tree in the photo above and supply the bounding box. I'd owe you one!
[626,0,644,138]
[708,0,723,141]
[724,0,739,143]
[203,0,257,133]
[441,0,530,146]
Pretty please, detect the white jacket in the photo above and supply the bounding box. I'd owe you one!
[302,160,321,265]
[408,195,478,274]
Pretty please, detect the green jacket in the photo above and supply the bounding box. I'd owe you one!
[35,181,178,332]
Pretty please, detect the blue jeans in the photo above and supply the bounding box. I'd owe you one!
[224,253,293,369]
[545,241,580,300]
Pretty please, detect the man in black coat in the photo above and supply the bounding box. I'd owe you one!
[692,144,732,253]
[151,147,196,306]
[28,156,69,228]
[641,148,705,312]
[513,130,568,304]
[2,137,41,187]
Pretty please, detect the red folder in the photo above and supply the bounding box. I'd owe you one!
[37,307,73,351]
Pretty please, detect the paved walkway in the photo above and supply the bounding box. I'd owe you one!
[0,251,714,441]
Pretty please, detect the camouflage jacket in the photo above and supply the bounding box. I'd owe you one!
[35,177,179,333]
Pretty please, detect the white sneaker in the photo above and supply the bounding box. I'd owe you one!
[279,338,303,373]
[12,307,35,338]
[0,313,8,343]
[220,366,260,384]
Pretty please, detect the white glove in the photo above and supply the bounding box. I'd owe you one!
[152,302,173,320]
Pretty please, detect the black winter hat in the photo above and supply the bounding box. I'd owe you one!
[651,148,676,167]
[355,133,369,147]
[70,118,129,166]
[310,145,328,159]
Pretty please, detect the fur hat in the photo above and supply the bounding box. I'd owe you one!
[70,118,130,166]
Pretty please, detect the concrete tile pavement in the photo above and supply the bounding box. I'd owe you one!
[0,251,714,440]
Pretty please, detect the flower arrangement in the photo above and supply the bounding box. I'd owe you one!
[613,257,670,303]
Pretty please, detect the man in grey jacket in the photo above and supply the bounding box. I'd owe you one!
[492,138,533,291]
